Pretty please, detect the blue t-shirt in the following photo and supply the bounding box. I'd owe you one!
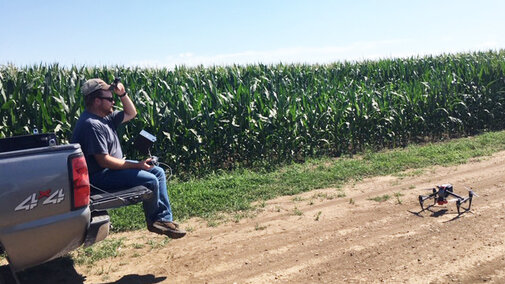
[71,110,125,174]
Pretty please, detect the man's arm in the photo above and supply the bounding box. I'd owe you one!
[114,82,137,123]
[94,154,153,171]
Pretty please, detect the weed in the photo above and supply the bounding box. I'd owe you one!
[233,214,242,223]
[368,194,391,202]
[147,237,170,250]
[337,191,346,198]
[97,266,105,275]
[396,169,424,178]
[73,238,125,266]
[232,210,257,223]
[255,223,267,230]
[313,192,336,201]
[132,243,145,249]
[390,180,401,186]
[207,220,219,227]
[292,196,304,202]
[394,192,404,204]
[293,207,303,216]
[314,211,322,221]
[349,198,355,205]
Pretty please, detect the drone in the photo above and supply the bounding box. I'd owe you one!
[418,184,478,215]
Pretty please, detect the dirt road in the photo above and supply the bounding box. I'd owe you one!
[6,151,505,283]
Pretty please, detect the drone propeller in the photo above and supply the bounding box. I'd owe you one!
[465,186,479,197]
[420,187,436,191]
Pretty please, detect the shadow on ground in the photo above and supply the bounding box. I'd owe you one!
[105,274,167,284]
[0,257,166,284]
[0,256,84,284]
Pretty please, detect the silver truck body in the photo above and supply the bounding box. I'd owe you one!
[0,144,108,271]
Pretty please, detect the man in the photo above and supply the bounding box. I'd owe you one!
[71,78,185,239]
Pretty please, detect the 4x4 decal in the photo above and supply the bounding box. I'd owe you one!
[15,189,65,211]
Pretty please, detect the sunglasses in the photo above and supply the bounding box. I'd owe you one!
[98,96,114,102]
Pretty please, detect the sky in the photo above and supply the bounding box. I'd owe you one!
[1,0,505,68]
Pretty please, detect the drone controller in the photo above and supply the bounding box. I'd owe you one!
[147,155,159,166]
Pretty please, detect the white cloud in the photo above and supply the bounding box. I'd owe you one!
[129,38,505,68]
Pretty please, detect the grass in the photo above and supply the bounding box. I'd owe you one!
[109,130,505,231]
[394,192,404,204]
[369,195,391,202]
[292,207,304,216]
[147,238,170,250]
[73,238,125,266]
[255,223,267,231]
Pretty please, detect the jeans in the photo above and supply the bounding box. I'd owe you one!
[89,163,173,224]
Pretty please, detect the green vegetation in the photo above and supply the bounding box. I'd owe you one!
[394,192,404,204]
[255,223,267,230]
[369,194,391,202]
[292,207,303,216]
[1,50,505,177]
[146,238,170,250]
[73,238,125,266]
[109,130,505,231]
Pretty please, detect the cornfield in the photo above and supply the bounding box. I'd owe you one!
[1,50,505,175]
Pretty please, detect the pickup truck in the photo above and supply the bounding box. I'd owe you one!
[0,133,151,277]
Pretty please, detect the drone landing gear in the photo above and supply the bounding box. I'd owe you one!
[418,188,438,211]
[455,190,475,215]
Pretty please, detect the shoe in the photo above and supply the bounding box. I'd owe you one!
[148,220,186,239]
[169,221,180,229]
[147,221,168,235]
[159,221,186,239]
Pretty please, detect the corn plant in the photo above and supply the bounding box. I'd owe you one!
[1,50,504,176]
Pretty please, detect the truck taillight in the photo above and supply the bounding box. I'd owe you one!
[70,155,90,209]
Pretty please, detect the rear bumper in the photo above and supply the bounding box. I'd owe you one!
[0,208,90,271]
[83,211,110,247]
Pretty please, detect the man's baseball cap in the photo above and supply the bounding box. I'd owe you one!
[82,78,111,96]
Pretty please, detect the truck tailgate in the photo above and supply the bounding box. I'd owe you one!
[0,144,90,271]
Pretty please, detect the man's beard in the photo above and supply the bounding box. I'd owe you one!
[101,106,113,116]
